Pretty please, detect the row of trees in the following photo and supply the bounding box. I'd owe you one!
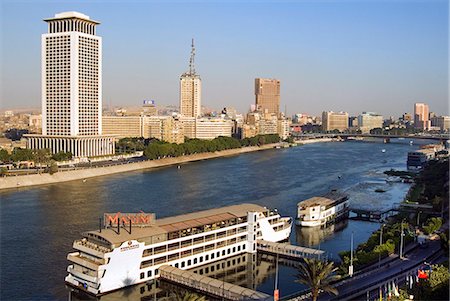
[338,221,414,274]
[143,134,280,160]
[0,148,72,164]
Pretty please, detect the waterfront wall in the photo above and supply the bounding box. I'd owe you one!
[0,144,279,190]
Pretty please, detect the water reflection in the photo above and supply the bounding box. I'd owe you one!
[295,220,349,248]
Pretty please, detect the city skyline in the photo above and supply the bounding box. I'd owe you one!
[1,0,448,117]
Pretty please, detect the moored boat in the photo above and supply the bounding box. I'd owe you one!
[65,203,292,296]
[295,190,349,227]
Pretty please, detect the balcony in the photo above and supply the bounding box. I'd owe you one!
[67,265,98,283]
[67,252,104,271]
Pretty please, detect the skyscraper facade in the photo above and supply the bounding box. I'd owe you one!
[414,103,430,130]
[255,78,280,115]
[179,40,201,118]
[26,12,115,157]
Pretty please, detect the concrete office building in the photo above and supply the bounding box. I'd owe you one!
[414,103,431,130]
[26,12,115,157]
[431,116,450,131]
[255,78,280,115]
[357,112,383,133]
[181,117,233,140]
[102,115,184,144]
[322,111,349,132]
[180,40,201,118]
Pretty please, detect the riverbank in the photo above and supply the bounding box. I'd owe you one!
[0,143,280,190]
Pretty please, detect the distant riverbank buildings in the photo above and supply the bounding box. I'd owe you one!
[241,78,291,140]
[25,12,116,158]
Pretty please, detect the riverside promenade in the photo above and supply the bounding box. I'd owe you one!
[0,143,279,190]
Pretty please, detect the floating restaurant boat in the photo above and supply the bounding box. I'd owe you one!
[65,204,292,296]
[295,190,349,227]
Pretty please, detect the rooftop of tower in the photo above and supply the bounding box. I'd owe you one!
[44,11,100,24]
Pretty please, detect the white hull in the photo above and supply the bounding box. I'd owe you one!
[66,204,292,296]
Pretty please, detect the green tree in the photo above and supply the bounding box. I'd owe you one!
[423,217,443,235]
[295,258,340,301]
[0,149,11,162]
[51,151,72,161]
[33,148,52,164]
[0,167,8,177]
[168,290,207,301]
[48,160,58,175]
[11,148,34,162]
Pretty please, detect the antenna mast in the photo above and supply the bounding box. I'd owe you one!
[189,38,196,75]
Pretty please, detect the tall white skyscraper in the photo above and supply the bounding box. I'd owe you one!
[26,12,115,157]
[179,39,201,118]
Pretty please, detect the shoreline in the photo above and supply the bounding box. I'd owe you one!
[0,143,281,191]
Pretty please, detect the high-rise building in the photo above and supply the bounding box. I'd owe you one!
[255,78,280,115]
[414,103,431,130]
[180,39,201,118]
[26,12,115,157]
[322,111,349,132]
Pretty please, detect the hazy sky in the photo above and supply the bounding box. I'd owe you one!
[1,0,448,117]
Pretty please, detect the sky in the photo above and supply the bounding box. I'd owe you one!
[1,0,448,117]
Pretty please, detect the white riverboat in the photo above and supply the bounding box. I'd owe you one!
[296,190,349,227]
[65,203,292,296]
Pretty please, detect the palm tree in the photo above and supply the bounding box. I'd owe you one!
[295,258,340,301]
[166,289,207,301]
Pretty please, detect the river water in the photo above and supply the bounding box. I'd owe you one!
[0,139,428,300]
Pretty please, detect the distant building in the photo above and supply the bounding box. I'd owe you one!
[414,103,431,130]
[348,116,358,128]
[142,100,158,116]
[402,113,412,122]
[4,111,14,117]
[102,115,184,144]
[195,118,233,140]
[357,112,383,133]
[255,78,280,115]
[181,117,233,140]
[25,12,115,157]
[28,114,42,133]
[430,116,450,131]
[180,40,201,118]
[322,111,349,132]
[243,111,290,139]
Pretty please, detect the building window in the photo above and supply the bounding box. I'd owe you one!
[140,272,144,279]
[147,270,152,277]
[181,261,185,268]
[188,259,191,266]
[155,269,159,275]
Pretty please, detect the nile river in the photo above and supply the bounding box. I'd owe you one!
[0,140,427,300]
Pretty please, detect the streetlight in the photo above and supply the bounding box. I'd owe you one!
[378,224,385,268]
[349,231,354,277]
[274,254,279,301]
[399,221,405,260]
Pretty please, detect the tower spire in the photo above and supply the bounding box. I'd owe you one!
[189,38,196,75]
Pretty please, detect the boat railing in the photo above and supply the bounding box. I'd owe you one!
[75,239,110,254]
